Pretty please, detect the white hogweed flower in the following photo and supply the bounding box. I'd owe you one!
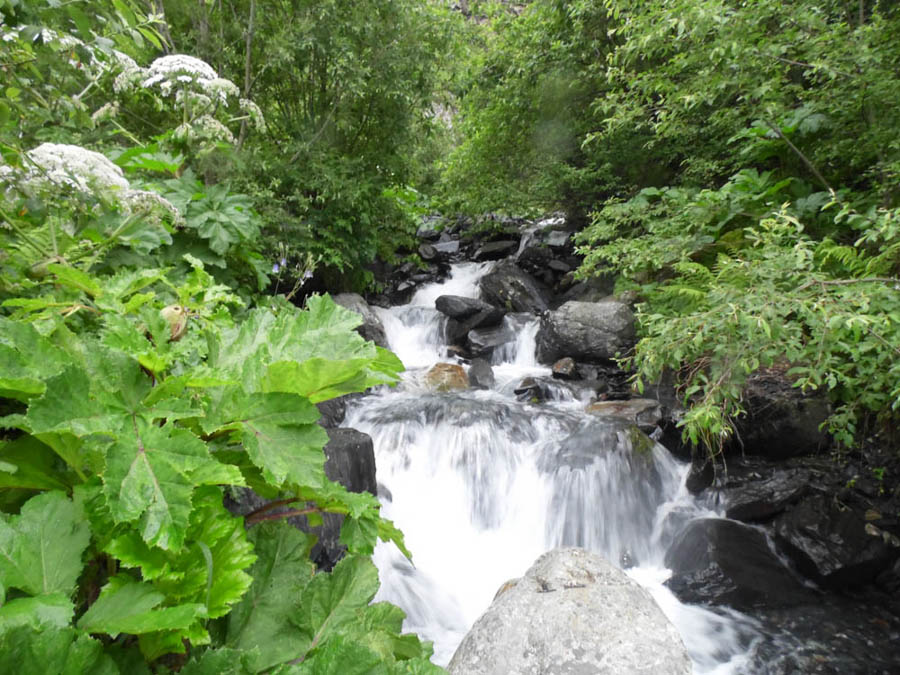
[39,28,85,51]
[5,144,180,225]
[20,143,129,196]
[91,101,119,122]
[206,77,240,104]
[192,115,236,145]
[122,189,183,226]
[141,54,220,97]
[239,98,267,133]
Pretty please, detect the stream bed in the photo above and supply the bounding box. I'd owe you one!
[346,263,800,673]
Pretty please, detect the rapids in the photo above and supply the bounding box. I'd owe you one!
[345,263,764,673]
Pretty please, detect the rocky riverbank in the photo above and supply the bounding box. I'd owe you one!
[355,212,900,672]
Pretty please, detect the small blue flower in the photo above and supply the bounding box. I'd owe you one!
[272,263,280,273]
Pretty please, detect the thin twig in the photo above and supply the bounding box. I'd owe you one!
[245,506,321,526]
[244,497,299,520]
[762,117,834,193]
[795,277,898,292]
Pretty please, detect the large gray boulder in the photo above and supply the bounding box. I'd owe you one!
[332,293,388,348]
[448,548,691,675]
[536,300,635,364]
[479,260,550,314]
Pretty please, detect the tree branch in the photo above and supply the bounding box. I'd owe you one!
[762,117,834,193]
[795,277,899,292]
[236,0,256,151]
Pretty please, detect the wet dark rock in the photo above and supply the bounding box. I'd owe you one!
[728,370,831,459]
[515,243,552,276]
[443,300,506,344]
[724,469,812,522]
[390,281,416,305]
[332,293,388,348]
[665,518,817,611]
[468,358,495,390]
[551,357,578,380]
[316,396,346,428]
[448,548,691,675]
[418,243,438,261]
[435,295,504,324]
[685,457,715,494]
[774,492,900,588]
[514,376,577,403]
[310,428,378,568]
[746,592,900,675]
[554,276,616,306]
[479,260,550,314]
[467,325,515,358]
[473,240,519,261]
[432,240,461,256]
[536,300,635,364]
[547,259,571,274]
[323,428,377,496]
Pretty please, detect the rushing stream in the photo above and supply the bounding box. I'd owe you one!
[345,263,764,673]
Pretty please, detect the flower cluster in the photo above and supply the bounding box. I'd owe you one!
[240,99,267,133]
[174,115,236,145]
[122,189,184,226]
[18,143,129,195]
[2,143,181,225]
[140,54,220,98]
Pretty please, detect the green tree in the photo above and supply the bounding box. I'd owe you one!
[1,5,444,671]
[162,0,460,288]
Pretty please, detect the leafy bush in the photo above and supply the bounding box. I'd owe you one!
[0,257,441,670]
[0,7,444,671]
[587,192,900,454]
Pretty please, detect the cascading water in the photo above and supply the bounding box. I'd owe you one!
[345,263,763,673]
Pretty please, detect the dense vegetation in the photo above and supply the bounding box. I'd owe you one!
[443,0,900,453]
[0,0,447,671]
[2,0,899,671]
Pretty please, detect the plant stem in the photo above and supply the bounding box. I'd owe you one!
[0,206,46,256]
[245,506,321,526]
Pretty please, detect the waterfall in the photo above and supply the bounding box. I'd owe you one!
[346,263,762,673]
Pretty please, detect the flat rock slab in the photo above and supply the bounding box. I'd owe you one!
[448,547,691,675]
[586,399,663,429]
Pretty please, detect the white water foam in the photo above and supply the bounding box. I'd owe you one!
[350,263,760,673]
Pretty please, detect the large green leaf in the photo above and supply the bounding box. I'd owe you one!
[263,358,372,403]
[208,297,399,393]
[103,421,243,550]
[0,318,71,401]
[0,593,74,632]
[282,634,386,675]
[77,576,206,637]
[108,487,256,619]
[0,625,118,675]
[179,648,258,675]
[26,364,141,437]
[0,436,72,491]
[292,555,380,655]
[0,491,90,597]
[226,523,316,670]
[205,390,328,489]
